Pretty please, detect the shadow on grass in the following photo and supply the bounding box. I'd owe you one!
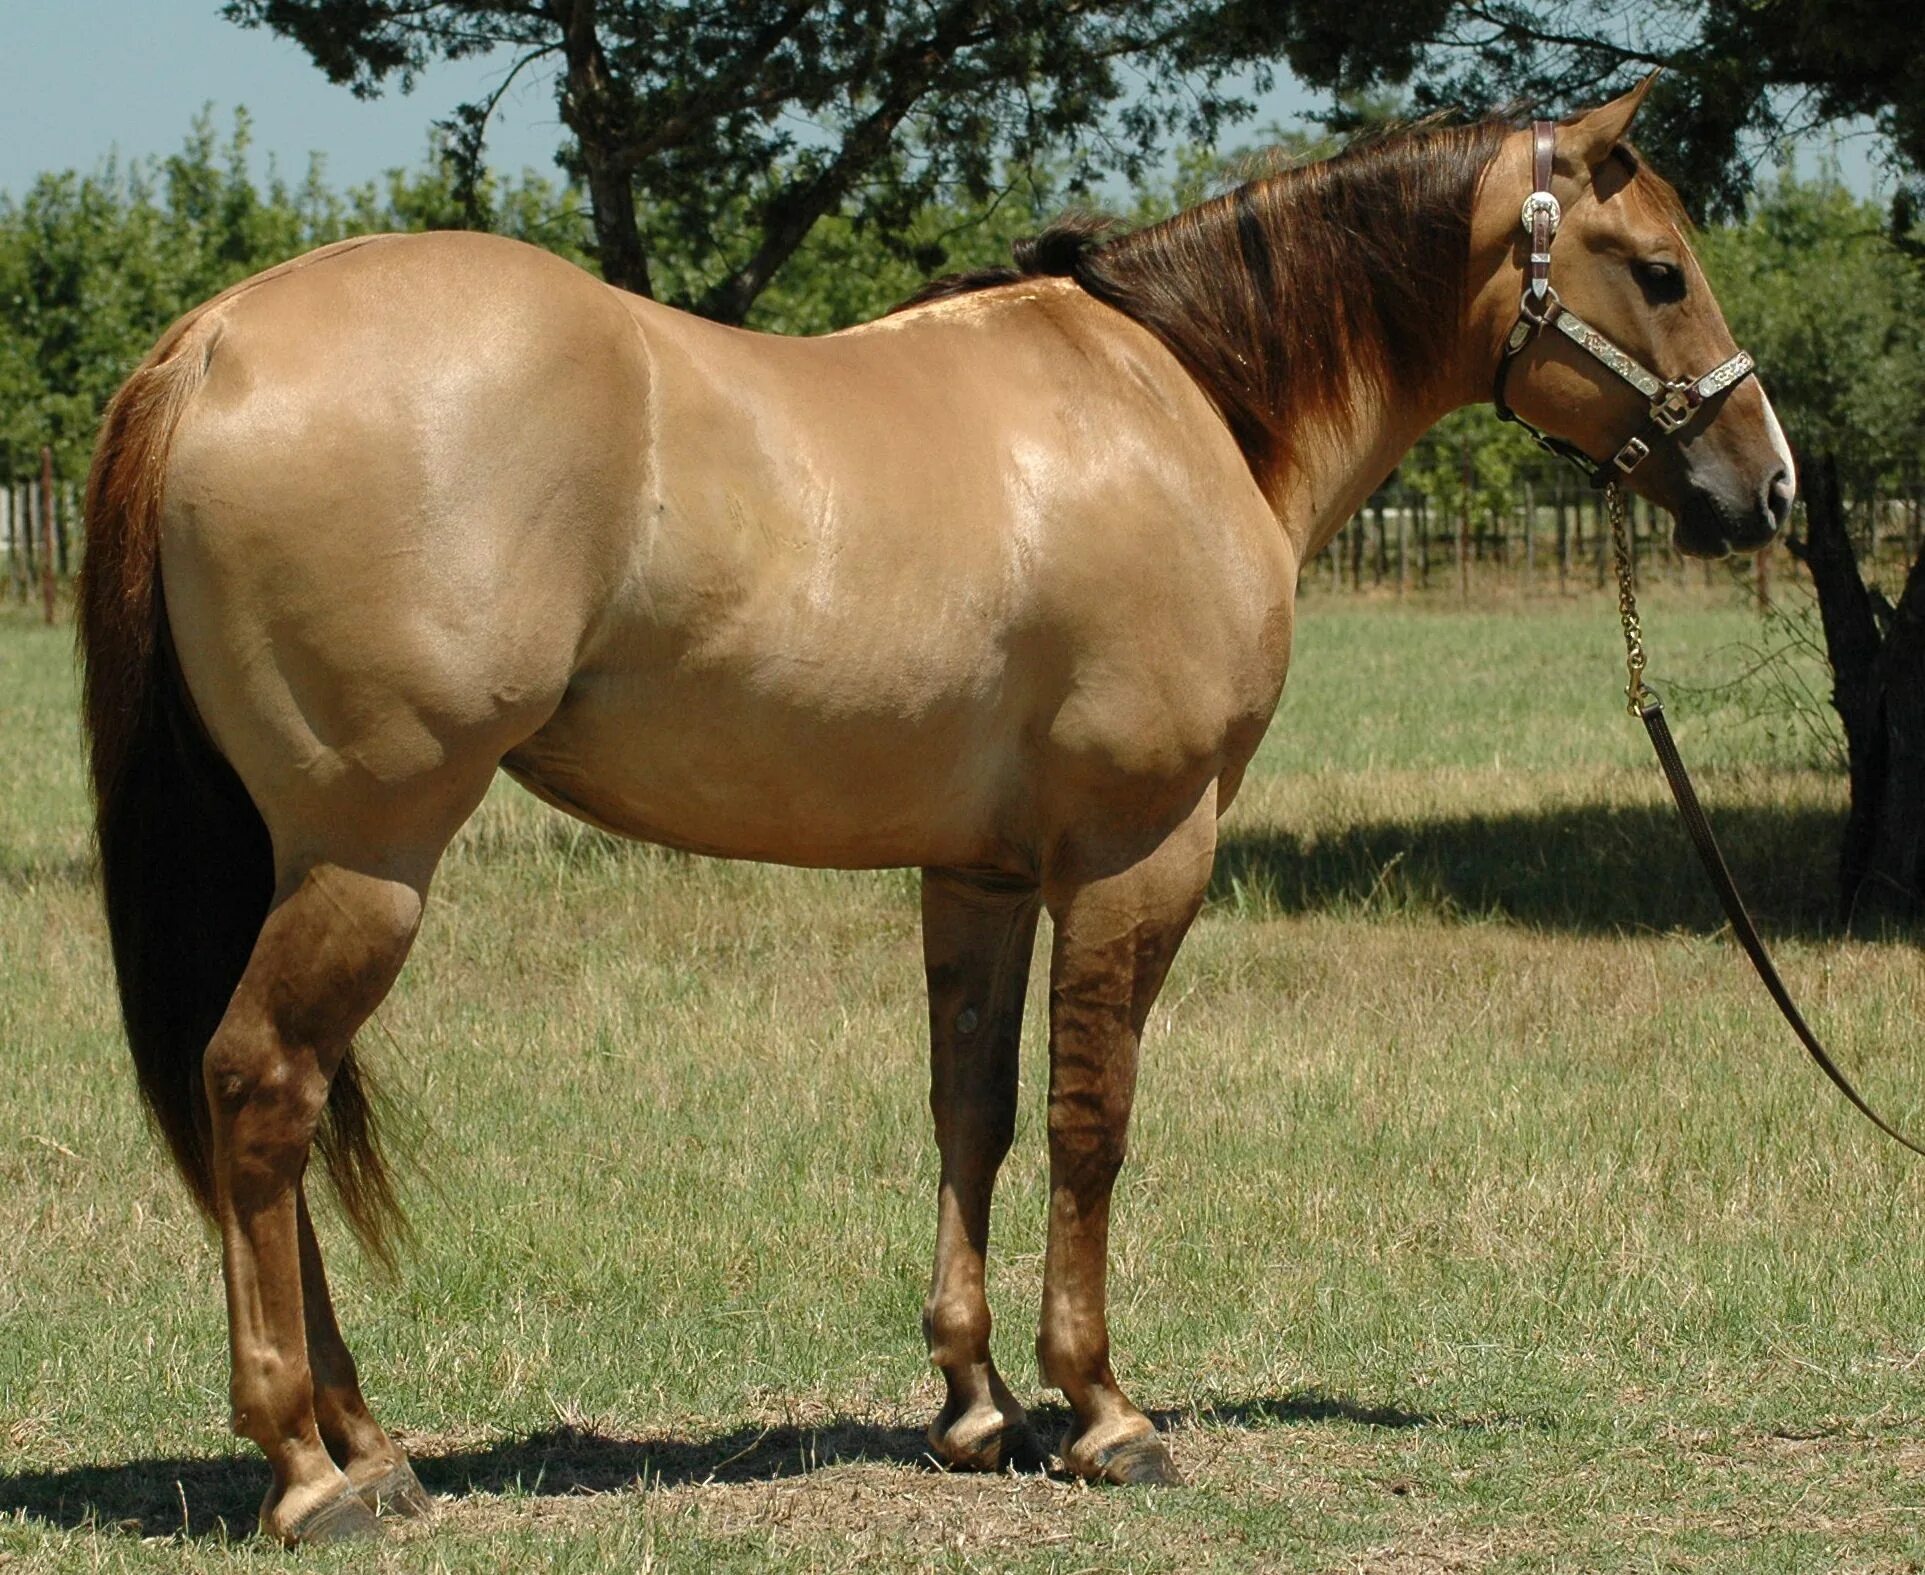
[1211,800,1854,938]
[0,850,95,891]
[0,1386,1535,1538]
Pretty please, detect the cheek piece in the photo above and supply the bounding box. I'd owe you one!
[1491,118,1757,489]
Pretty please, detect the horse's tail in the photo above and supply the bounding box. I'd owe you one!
[77,318,404,1265]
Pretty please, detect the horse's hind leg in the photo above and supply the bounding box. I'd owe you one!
[298,1191,433,1518]
[203,860,426,1544]
[1037,785,1216,1486]
[919,870,1042,1471]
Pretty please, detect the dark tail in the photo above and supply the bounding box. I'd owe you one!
[77,319,405,1265]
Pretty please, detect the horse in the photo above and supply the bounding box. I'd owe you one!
[77,78,1793,1543]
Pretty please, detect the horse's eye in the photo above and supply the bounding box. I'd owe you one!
[1633,259,1686,304]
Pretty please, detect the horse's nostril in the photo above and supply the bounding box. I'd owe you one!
[1764,468,1795,531]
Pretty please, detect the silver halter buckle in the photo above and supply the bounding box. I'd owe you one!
[1520,190,1562,234]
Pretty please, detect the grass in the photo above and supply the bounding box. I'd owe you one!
[4,579,1925,1572]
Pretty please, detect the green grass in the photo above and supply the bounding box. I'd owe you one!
[4,581,1925,1572]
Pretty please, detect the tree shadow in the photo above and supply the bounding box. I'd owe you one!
[0,1386,1540,1539]
[1210,800,1857,939]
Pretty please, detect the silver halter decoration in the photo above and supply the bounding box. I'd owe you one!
[1492,118,1758,488]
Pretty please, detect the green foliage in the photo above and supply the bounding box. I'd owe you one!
[0,108,587,480]
[652,163,1060,337]
[1282,0,1925,227]
[1697,164,1925,485]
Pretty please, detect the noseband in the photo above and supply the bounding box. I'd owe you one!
[1492,119,1758,489]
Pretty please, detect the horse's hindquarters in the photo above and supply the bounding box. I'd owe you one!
[157,233,648,875]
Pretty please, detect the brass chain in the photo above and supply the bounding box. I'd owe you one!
[1607,482,1653,715]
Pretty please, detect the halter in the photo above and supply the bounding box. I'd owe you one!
[1492,119,1758,489]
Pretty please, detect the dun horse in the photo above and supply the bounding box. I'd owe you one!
[79,82,1792,1542]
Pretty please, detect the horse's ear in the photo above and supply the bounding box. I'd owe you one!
[1557,71,1660,177]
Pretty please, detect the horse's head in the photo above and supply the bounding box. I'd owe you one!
[1473,78,1794,556]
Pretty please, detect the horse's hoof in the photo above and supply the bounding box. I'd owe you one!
[357,1456,435,1520]
[929,1412,1046,1474]
[935,1421,1049,1475]
[277,1485,382,1545]
[1065,1431,1183,1487]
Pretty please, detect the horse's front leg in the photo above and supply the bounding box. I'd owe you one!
[919,869,1043,1471]
[1037,784,1217,1485]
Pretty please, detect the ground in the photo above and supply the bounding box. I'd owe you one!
[3,580,1924,1572]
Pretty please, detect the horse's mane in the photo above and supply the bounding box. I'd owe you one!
[898,118,1514,475]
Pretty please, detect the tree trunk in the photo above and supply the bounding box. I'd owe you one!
[557,1,653,298]
[1798,452,1925,923]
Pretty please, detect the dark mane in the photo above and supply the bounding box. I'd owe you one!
[897,119,1513,478]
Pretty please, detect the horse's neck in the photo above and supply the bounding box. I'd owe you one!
[1149,169,1503,567]
[1266,371,1467,569]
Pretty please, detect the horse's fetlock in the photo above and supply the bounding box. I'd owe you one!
[924,1290,991,1365]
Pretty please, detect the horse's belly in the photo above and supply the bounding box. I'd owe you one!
[502,657,1028,870]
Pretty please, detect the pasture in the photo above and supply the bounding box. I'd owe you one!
[4,583,1924,1572]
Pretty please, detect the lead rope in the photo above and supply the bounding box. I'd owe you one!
[1606,482,1925,1157]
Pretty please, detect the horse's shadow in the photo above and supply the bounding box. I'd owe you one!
[0,1388,1530,1540]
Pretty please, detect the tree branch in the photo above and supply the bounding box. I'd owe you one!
[692,0,998,322]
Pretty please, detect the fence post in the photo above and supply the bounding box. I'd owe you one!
[40,446,57,624]
[1522,478,1535,593]
[24,477,38,591]
[1555,485,1569,595]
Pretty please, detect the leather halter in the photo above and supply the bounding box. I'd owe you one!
[1492,119,1758,489]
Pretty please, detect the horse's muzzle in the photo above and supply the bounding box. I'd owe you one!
[1675,466,1792,558]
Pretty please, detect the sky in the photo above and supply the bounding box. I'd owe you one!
[2,1,573,195]
[0,2,1891,204]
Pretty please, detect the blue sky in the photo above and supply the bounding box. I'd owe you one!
[1,2,1888,203]
[2,1,574,196]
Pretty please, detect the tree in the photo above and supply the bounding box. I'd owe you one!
[1287,1,1925,229]
[220,1,1416,324]
[1692,168,1925,920]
